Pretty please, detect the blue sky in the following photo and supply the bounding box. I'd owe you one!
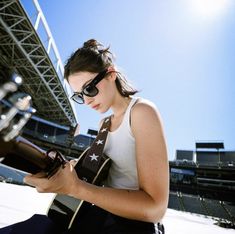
[21,0,235,160]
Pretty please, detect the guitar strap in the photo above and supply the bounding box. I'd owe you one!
[81,116,111,174]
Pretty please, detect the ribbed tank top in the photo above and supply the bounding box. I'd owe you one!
[104,97,139,190]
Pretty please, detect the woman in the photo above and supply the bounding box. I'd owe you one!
[1,39,169,234]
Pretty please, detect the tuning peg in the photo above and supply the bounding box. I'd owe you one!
[0,93,32,132]
[3,107,36,141]
[0,73,22,100]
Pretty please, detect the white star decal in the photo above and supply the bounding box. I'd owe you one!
[101,128,107,133]
[89,153,99,161]
[96,140,103,145]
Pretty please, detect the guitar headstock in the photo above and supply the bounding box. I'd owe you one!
[0,73,22,100]
[0,74,36,142]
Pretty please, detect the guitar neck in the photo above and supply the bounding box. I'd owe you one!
[2,136,50,171]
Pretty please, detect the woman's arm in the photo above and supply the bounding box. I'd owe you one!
[24,101,169,223]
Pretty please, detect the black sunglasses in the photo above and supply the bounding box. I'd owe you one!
[71,69,108,104]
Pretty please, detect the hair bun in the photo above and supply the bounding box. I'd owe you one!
[81,39,112,64]
[83,39,103,51]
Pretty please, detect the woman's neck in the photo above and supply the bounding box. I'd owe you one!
[111,95,131,119]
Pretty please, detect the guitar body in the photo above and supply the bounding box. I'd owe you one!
[47,147,111,230]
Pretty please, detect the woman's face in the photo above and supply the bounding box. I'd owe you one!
[68,71,116,113]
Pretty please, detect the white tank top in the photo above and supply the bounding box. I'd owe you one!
[104,97,139,190]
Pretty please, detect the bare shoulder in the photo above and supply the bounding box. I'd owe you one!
[130,98,166,140]
[131,98,163,125]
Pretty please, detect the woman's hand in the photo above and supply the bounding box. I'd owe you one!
[24,161,80,196]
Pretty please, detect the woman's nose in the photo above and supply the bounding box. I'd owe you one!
[84,95,93,105]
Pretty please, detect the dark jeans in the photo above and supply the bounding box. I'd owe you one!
[0,206,164,234]
[0,215,60,234]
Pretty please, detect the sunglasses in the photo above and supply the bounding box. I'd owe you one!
[71,69,108,104]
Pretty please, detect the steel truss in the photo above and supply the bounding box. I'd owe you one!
[0,0,77,127]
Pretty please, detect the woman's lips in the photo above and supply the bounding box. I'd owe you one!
[92,104,100,110]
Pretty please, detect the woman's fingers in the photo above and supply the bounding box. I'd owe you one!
[23,162,77,194]
[70,159,78,167]
[24,171,47,186]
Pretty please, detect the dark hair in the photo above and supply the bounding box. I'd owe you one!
[64,39,138,97]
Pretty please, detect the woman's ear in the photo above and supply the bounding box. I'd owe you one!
[107,66,117,82]
[107,66,115,72]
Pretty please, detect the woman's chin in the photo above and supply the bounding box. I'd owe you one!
[98,106,109,114]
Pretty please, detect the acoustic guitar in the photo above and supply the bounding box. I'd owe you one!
[1,134,111,230]
[0,79,111,230]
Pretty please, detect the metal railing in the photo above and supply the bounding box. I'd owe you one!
[20,0,75,102]
[0,0,78,126]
